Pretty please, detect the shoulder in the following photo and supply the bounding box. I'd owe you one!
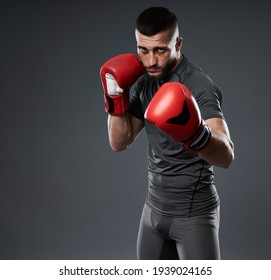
[180,59,222,101]
[184,60,214,88]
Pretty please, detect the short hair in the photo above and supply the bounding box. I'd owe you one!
[136,7,178,36]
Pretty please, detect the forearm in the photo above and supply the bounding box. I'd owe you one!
[199,130,234,168]
[107,113,134,152]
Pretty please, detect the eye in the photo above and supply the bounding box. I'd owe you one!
[156,48,167,54]
[138,47,148,54]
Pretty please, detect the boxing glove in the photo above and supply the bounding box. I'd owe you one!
[100,53,144,115]
[144,82,211,153]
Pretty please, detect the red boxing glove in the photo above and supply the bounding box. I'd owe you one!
[144,82,211,153]
[100,53,144,116]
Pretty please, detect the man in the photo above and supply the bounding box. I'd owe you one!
[100,7,234,260]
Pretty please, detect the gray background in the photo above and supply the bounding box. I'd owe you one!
[1,0,271,259]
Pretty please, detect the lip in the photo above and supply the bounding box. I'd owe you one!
[147,68,161,74]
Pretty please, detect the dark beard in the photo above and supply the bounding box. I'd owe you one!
[146,58,178,81]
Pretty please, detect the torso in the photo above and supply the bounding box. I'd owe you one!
[129,56,224,217]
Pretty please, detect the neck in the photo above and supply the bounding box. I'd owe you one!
[172,53,183,72]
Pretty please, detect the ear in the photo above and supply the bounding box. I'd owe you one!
[175,37,183,51]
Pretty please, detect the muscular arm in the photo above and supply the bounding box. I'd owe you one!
[108,113,144,152]
[199,118,234,169]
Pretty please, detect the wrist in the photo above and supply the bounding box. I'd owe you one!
[105,91,130,116]
[182,121,211,154]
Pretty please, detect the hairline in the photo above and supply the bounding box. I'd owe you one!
[135,24,179,46]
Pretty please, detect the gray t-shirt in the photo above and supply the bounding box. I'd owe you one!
[129,56,224,217]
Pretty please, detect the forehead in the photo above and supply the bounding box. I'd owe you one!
[135,29,172,47]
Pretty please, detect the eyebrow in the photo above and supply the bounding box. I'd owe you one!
[137,45,168,51]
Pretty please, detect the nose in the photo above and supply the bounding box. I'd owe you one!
[147,52,158,68]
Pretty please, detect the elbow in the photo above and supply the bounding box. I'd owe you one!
[110,144,127,152]
[109,132,134,152]
[220,157,233,169]
[219,139,235,169]
[221,149,235,169]
[109,138,132,152]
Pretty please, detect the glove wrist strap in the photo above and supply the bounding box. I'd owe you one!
[182,121,211,154]
[104,91,130,116]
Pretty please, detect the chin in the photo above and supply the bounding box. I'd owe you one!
[146,72,163,80]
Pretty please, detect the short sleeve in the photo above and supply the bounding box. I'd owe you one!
[196,84,224,120]
[129,85,145,121]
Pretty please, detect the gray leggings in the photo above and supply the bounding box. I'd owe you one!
[137,203,220,260]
